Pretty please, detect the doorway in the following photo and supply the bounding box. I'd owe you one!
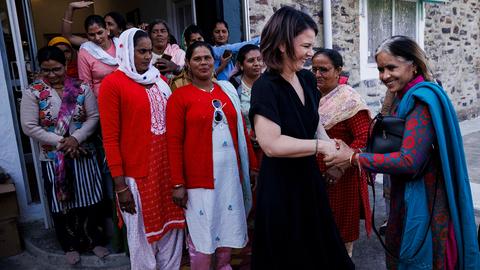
[0,0,47,224]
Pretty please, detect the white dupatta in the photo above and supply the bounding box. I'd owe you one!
[80,37,119,66]
[216,80,252,216]
[116,28,171,98]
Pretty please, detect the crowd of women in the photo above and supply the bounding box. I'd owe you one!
[19,1,480,269]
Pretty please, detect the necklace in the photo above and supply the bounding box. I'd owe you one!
[193,83,214,93]
[240,78,251,92]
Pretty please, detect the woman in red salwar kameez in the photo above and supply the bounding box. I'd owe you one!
[313,49,372,257]
[98,28,185,270]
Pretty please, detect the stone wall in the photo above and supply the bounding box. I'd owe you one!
[248,0,324,49]
[247,0,480,119]
[424,0,480,120]
[329,0,387,113]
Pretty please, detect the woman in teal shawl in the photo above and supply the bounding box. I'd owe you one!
[325,36,480,270]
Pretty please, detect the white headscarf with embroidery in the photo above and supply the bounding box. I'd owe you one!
[117,28,171,98]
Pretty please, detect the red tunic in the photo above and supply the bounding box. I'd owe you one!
[166,83,257,189]
[99,71,184,243]
[317,110,372,242]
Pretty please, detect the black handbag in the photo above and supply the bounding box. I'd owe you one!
[366,113,405,154]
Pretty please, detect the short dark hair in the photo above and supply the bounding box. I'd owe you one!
[37,46,66,66]
[184,24,204,45]
[84,15,106,31]
[148,19,170,36]
[185,41,214,62]
[104,12,127,32]
[375,35,433,81]
[133,30,149,47]
[260,6,318,72]
[313,48,344,69]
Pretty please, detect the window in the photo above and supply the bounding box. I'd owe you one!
[359,0,425,79]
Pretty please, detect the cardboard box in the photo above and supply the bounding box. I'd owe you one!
[0,218,22,257]
[0,183,19,220]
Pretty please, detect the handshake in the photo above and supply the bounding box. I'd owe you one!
[319,139,358,186]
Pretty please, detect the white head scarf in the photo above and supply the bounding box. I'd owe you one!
[117,28,171,97]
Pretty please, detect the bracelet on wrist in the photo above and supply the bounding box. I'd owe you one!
[314,139,319,155]
[115,186,129,194]
[62,18,73,24]
[349,149,361,167]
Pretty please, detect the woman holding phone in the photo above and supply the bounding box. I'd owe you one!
[148,19,185,79]
[211,20,260,80]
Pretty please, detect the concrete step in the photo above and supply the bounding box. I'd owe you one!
[21,220,130,269]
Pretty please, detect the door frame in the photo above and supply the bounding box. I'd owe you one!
[4,0,49,226]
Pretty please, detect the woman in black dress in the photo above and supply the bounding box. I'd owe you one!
[249,7,355,269]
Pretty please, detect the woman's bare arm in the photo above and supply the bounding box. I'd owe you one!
[254,114,335,158]
[61,1,91,47]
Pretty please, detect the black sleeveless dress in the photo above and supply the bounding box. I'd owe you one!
[249,70,354,269]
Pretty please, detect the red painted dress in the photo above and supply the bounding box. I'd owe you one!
[99,71,185,243]
[318,111,372,242]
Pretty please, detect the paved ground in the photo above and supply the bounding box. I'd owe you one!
[0,185,396,270]
[2,118,480,269]
[463,131,480,185]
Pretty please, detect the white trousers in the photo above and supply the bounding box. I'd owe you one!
[121,177,184,270]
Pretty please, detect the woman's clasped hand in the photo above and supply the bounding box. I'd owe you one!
[57,136,87,158]
[323,139,355,168]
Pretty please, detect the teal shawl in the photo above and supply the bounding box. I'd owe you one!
[396,81,480,269]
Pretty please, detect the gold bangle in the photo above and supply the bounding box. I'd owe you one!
[314,139,319,155]
[62,18,73,24]
[115,186,129,194]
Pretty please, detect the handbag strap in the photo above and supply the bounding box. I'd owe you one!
[366,113,383,155]
[370,145,438,262]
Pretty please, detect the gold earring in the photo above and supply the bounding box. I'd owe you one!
[414,69,417,75]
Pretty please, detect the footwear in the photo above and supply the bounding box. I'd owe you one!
[93,246,110,258]
[65,251,80,265]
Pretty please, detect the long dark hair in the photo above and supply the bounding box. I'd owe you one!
[260,6,318,72]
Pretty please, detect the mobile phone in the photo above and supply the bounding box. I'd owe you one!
[162,54,172,61]
[222,50,232,58]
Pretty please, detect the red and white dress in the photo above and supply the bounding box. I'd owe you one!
[317,84,372,243]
